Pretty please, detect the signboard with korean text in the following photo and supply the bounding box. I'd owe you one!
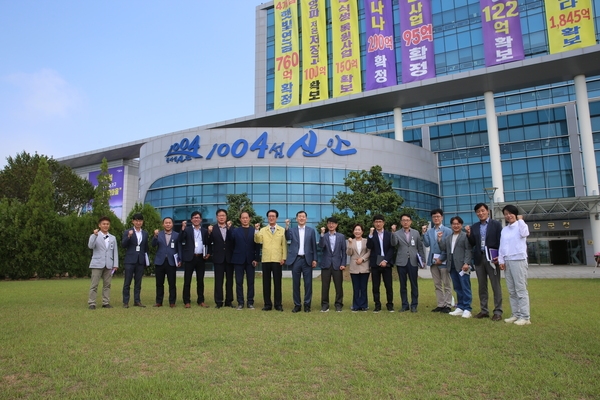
[480,0,525,66]
[365,0,398,90]
[88,167,124,218]
[399,0,435,83]
[274,0,300,109]
[331,0,362,97]
[544,0,596,54]
[301,0,329,103]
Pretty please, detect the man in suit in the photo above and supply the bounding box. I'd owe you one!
[254,209,287,311]
[208,209,234,309]
[366,214,395,313]
[438,216,473,318]
[466,203,503,321]
[422,208,453,313]
[121,213,149,308]
[87,216,118,309]
[391,214,425,313]
[318,217,347,312]
[285,210,317,313]
[151,217,179,308]
[231,211,260,310]
[178,211,211,308]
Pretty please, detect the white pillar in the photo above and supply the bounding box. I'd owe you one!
[589,214,600,260]
[484,91,505,212]
[574,75,599,196]
[394,107,403,142]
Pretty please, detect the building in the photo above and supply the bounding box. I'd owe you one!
[59,0,600,265]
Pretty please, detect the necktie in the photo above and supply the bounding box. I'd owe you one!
[270,227,275,234]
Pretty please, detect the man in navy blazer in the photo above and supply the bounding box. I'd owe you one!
[318,217,347,312]
[151,217,179,307]
[208,209,234,308]
[285,211,318,313]
[121,213,149,308]
[466,203,503,321]
[178,211,211,308]
[230,211,261,310]
[366,214,395,312]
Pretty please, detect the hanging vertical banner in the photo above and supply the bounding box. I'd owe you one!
[331,0,362,97]
[274,0,300,109]
[365,0,397,90]
[301,0,329,103]
[88,167,124,218]
[399,0,435,83]
[480,0,525,66]
[544,0,596,54]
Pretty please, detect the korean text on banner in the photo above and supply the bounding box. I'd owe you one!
[301,0,329,103]
[331,0,362,97]
[399,0,435,83]
[480,0,525,66]
[274,0,300,109]
[365,0,397,90]
[544,0,596,54]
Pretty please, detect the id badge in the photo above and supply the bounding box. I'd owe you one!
[481,239,486,250]
[171,242,175,249]
[195,241,199,248]
[410,238,415,246]
[136,245,141,252]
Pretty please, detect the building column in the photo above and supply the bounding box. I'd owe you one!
[484,91,504,218]
[394,107,403,142]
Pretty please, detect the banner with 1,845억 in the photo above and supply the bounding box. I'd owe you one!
[544,0,596,54]
[274,1,300,109]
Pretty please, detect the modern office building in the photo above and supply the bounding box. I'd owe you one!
[60,0,600,265]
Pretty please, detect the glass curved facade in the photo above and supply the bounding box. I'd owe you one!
[144,166,439,225]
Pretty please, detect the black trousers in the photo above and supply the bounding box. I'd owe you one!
[262,262,282,308]
[123,262,144,304]
[234,262,255,306]
[155,260,177,305]
[371,266,393,310]
[321,268,343,310]
[398,260,419,309]
[183,256,206,304]
[214,262,234,306]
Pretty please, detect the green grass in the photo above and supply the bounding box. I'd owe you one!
[0,277,599,399]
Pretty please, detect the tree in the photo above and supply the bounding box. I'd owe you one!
[225,193,264,227]
[321,165,427,237]
[91,158,113,218]
[0,151,94,215]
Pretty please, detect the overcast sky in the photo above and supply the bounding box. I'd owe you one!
[0,0,257,168]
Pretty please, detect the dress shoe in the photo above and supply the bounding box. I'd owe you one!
[199,302,209,308]
[262,306,272,311]
[440,307,451,313]
[153,303,162,307]
[431,307,443,312]
[491,314,502,321]
[89,305,96,310]
[304,307,311,313]
[275,306,284,312]
[102,304,113,309]
[134,302,146,308]
[170,304,176,308]
[410,307,417,313]
[292,306,302,313]
[400,307,410,312]
[123,303,129,308]
[225,303,235,308]
[373,308,381,313]
[184,303,191,308]
[474,312,489,319]
[215,305,222,309]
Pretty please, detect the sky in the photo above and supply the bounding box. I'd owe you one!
[0,0,257,168]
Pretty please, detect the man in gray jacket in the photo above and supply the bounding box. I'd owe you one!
[87,216,119,309]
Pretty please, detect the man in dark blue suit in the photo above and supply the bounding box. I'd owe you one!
[285,211,318,313]
[208,209,234,308]
[151,217,179,308]
[230,211,260,310]
[121,213,149,308]
[366,214,395,313]
[178,211,211,308]
[318,217,347,312]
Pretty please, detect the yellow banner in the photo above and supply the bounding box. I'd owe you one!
[301,0,328,103]
[331,0,362,97]
[544,0,596,54]
[274,1,300,109]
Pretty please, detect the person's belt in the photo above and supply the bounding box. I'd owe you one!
[194,253,203,257]
[298,255,305,258]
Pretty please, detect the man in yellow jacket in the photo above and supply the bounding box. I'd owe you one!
[254,209,287,311]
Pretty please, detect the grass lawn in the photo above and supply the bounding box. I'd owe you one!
[0,276,599,399]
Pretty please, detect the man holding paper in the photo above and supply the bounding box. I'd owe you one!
[151,217,180,308]
[466,203,503,321]
[422,209,453,313]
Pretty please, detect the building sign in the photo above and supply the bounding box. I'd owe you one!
[544,0,596,54]
[399,0,435,83]
[88,167,124,218]
[301,0,328,103]
[331,0,362,97]
[164,130,358,164]
[480,0,525,66]
[365,0,397,90]
[274,0,300,109]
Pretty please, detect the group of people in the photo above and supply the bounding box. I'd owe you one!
[86,204,532,325]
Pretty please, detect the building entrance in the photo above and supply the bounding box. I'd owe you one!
[526,232,584,265]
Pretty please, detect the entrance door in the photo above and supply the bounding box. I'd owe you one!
[549,240,569,264]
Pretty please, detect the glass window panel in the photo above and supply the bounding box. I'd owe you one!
[219,168,234,182]
[235,167,251,181]
[288,183,303,195]
[304,168,320,182]
[253,167,269,181]
[235,183,248,193]
[253,183,269,194]
[174,187,186,197]
[270,184,286,194]
[270,167,286,182]
[287,167,303,181]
